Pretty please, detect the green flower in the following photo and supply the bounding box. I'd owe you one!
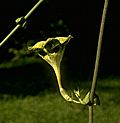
[28,35,100,105]
[28,35,74,102]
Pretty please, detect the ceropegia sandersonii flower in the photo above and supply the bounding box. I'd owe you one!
[28,35,100,105]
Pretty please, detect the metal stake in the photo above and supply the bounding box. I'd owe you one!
[88,0,109,123]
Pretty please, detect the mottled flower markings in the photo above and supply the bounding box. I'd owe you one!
[44,39,61,53]
[28,35,100,105]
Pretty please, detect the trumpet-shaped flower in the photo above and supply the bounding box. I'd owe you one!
[28,35,100,105]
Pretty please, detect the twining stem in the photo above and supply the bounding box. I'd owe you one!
[0,25,20,47]
[24,0,43,19]
[89,0,109,123]
[0,0,43,47]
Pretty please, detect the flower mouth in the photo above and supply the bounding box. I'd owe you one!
[44,39,61,53]
[28,35,73,56]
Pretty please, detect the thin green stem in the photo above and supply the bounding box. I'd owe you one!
[89,0,109,123]
[0,0,43,47]
[24,0,43,19]
[0,25,20,47]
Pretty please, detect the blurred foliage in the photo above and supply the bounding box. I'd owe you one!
[0,78,120,123]
[0,42,40,68]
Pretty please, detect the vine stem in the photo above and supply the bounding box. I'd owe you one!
[0,0,43,47]
[88,0,109,123]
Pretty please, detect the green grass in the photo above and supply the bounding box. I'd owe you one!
[0,78,120,123]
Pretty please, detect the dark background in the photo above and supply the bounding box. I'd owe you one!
[0,0,120,95]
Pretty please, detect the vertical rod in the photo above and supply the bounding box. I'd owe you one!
[89,106,93,123]
[88,0,109,123]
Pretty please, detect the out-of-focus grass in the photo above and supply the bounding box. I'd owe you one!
[0,78,120,123]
